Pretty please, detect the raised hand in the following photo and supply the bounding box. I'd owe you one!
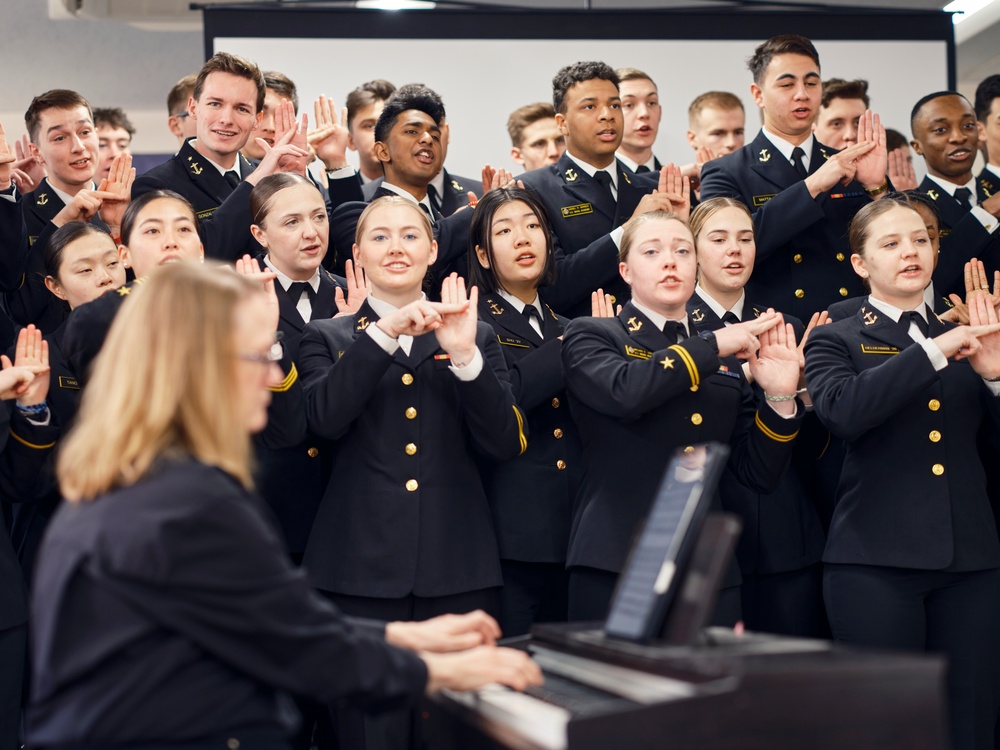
[0,122,15,191]
[309,95,351,170]
[246,101,310,185]
[234,254,280,332]
[591,288,621,318]
[13,134,46,191]
[660,162,691,221]
[333,259,369,316]
[714,309,782,359]
[796,310,830,368]
[964,289,1000,377]
[887,147,918,191]
[804,140,875,198]
[435,273,478,365]
[52,188,121,227]
[96,152,134,237]
[854,109,888,192]
[748,320,800,414]
[0,325,50,405]
[374,297,466,339]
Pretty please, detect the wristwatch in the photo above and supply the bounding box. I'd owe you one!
[698,330,719,355]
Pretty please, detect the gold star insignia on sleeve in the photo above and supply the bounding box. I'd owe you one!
[116,286,131,296]
[660,356,675,370]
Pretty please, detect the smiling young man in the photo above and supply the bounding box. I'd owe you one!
[910,91,1000,293]
[700,34,889,319]
[518,61,674,317]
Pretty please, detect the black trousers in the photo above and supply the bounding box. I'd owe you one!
[0,622,25,750]
[741,563,828,638]
[567,566,742,628]
[499,560,569,637]
[825,564,1000,750]
[323,588,499,750]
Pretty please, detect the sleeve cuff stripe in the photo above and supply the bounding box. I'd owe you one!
[668,344,700,388]
[9,428,56,450]
[755,412,798,443]
[268,362,298,393]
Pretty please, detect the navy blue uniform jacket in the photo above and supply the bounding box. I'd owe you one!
[299,302,528,598]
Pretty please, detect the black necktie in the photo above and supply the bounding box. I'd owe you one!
[954,187,973,210]
[663,321,686,343]
[722,311,741,326]
[635,164,651,174]
[418,201,436,225]
[594,170,614,200]
[524,305,543,338]
[288,282,316,304]
[791,147,808,181]
[224,170,241,190]
[427,184,443,215]
[903,310,929,338]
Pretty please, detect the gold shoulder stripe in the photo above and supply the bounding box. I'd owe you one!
[268,362,298,393]
[755,412,798,443]
[667,344,699,390]
[512,405,528,456]
[9,428,56,450]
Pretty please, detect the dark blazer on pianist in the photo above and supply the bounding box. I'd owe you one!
[476,292,582,564]
[699,131,873,321]
[915,174,1000,297]
[254,261,344,557]
[804,303,1000,571]
[687,294,825,575]
[27,458,427,749]
[561,301,803,576]
[518,152,650,317]
[297,301,528,599]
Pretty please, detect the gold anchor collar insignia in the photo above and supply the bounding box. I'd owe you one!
[981,179,993,198]
[861,307,878,326]
[356,315,370,331]
[450,179,462,191]
[36,193,48,206]
[927,189,939,201]
[621,170,631,185]
[565,167,578,182]
[690,308,705,323]
[189,161,203,175]
[819,147,830,160]
[489,301,504,315]
[758,148,771,163]
[626,316,642,332]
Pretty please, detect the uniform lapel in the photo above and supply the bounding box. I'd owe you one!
[179,140,237,206]
[481,293,543,347]
[540,302,565,339]
[748,131,801,191]
[310,272,339,321]
[687,293,723,333]
[614,160,646,226]
[919,176,968,231]
[978,167,999,201]
[855,302,917,351]
[618,301,670,351]
[555,153,617,221]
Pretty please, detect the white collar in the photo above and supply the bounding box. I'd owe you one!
[497,289,542,318]
[865,294,928,323]
[46,178,94,208]
[615,152,655,173]
[925,172,977,199]
[987,163,1000,180]
[695,284,746,322]
[565,151,619,191]
[367,292,426,318]
[188,141,241,178]
[263,256,320,293]
[630,300,689,337]
[380,181,435,220]
[762,127,814,170]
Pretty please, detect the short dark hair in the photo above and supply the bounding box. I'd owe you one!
[193,52,266,114]
[821,78,869,109]
[93,107,136,138]
[43,222,114,281]
[507,102,557,147]
[167,74,197,117]
[121,190,198,247]
[885,128,909,152]
[747,35,820,86]
[975,74,1000,123]
[910,91,969,137]
[25,89,93,143]
[263,70,298,114]
[374,83,445,145]
[346,79,397,130]
[552,61,619,114]
[467,187,557,294]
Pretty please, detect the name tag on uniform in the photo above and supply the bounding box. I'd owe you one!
[752,194,776,207]
[860,345,900,355]
[58,376,80,390]
[625,345,652,360]
[196,207,217,220]
[939,228,951,238]
[561,203,594,218]
[498,336,529,348]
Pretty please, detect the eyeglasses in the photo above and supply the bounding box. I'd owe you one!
[237,336,283,365]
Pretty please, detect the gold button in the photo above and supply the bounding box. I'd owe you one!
[405,407,417,419]
[795,289,805,299]
[929,399,940,411]
[836,253,845,261]
[793,254,803,264]
[553,428,564,439]
[406,479,418,491]
[227,741,240,750]
[684,445,695,454]
[307,447,319,458]
[556,460,567,470]
[405,443,417,456]
[609,295,616,304]
[401,373,414,385]
[691,413,703,425]
[551,398,560,408]
[932,464,944,476]
[839,288,849,297]
[929,431,941,443]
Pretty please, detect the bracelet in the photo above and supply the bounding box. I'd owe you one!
[864,180,889,198]
[763,392,796,402]
[16,400,48,414]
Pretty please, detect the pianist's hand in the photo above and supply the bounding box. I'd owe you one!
[423,646,544,693]
[386,609,501,652]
